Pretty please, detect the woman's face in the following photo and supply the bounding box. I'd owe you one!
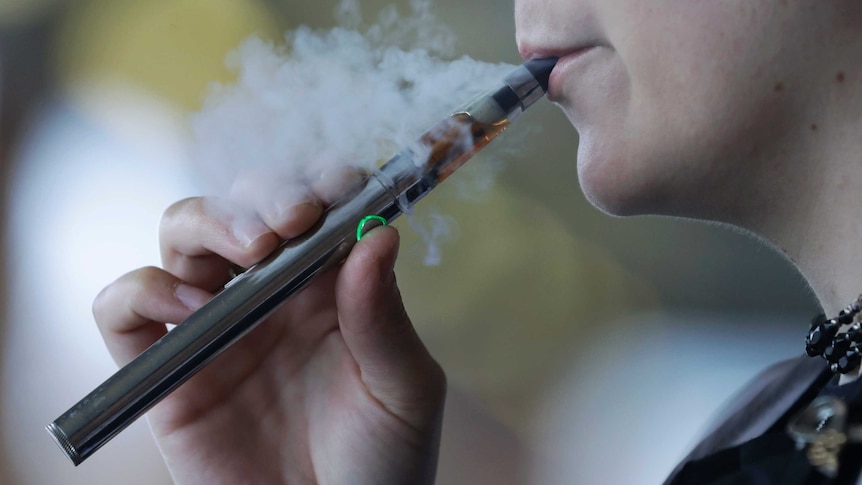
[515,0,859,219]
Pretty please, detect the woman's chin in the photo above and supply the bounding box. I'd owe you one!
[575,142,656,218]
[579,175,646,217]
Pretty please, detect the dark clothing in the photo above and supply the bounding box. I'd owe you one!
[665,356,862,484]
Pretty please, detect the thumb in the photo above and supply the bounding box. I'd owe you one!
[335,225,446,420]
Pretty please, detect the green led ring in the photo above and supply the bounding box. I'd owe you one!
[356,215,388,241]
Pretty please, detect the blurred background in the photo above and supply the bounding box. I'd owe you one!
[0,1,819,484]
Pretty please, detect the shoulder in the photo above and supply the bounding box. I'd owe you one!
[700,356,818,436]
[664,355,828,484]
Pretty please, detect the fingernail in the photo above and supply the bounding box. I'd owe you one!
[278,200,321,220]
[372,227,399,286]
[313,167,366,204]
[175,284,211,311]
[203,198,271,247]
[231,217,271,247]
[381,259,397,286]
[269,187,319,222]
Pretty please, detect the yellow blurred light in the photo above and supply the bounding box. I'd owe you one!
[56,0,281,109]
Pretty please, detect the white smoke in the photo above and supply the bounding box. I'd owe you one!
[189,0,516,263]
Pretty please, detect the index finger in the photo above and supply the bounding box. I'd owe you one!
[159,197,281,290]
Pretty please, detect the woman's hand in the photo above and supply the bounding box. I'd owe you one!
[92,179,446,485]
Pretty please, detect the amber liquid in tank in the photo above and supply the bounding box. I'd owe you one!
[419,112,511,184]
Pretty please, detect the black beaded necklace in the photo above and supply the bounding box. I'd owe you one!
[805,295,862,374]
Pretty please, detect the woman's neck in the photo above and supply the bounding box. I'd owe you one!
[760,129,862,316]
[729,65,862,316]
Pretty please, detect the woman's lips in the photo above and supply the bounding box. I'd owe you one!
[547,46,599,102]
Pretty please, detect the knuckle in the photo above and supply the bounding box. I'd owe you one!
[92,266,172,325]
[162,196,202,221]
[125,266,170,306]
[159,197,203,235]
[92,284,113,323]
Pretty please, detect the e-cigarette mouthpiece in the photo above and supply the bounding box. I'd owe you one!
[46,58,558,465]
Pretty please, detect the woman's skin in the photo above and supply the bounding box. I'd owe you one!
[95,0,862,483]
[94,193,446,484]
[515,0,862,315]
